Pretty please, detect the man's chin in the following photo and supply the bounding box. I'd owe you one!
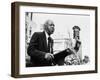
[49,31,54,35]
[51,32,54,35]
[51,31,54,34]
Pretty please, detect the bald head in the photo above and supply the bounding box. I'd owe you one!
[43,20,55,35]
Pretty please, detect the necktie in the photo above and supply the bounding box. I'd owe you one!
[48,36,53,53]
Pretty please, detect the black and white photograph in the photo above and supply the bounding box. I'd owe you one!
[11,2,97,78]
[25,12,90,67]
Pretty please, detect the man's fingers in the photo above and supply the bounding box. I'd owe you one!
[50,54,54,59]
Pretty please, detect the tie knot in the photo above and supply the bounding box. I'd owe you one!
[48,36,53,42]
[48,36,51,40]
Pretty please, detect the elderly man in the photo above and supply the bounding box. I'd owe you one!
[27,20,55,67]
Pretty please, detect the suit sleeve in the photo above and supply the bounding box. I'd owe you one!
[27,32,46,61]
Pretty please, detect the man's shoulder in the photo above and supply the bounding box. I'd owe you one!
[33,31,44,37]
[34,31,44,35]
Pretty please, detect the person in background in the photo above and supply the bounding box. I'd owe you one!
[27,20,55,67]
[72,26,82,61]
[64,26,82,65]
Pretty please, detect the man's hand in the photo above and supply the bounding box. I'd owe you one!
[45,53,54,61]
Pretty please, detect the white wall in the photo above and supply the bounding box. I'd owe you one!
[0,0,100,80]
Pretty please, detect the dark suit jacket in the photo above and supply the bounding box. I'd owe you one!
[27,31,53,66]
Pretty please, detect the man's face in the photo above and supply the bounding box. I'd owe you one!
[46,21,55,35]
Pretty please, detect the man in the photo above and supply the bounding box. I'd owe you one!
[27,20,55,66]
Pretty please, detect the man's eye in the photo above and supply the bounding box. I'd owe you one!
[50,24,55,26]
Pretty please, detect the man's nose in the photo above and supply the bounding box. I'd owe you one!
[52,27,54,31]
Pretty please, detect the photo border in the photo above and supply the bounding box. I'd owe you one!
[11,2,98,78]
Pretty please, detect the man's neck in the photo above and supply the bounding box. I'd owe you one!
[45,31,51,37]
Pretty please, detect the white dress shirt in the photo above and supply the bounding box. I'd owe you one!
[44,31,49,45]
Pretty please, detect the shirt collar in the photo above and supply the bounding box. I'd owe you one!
[45,31,49,39]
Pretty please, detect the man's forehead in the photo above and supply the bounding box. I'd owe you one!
[48,21,54,24]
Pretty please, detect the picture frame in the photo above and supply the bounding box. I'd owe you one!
[11,2,98,78]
